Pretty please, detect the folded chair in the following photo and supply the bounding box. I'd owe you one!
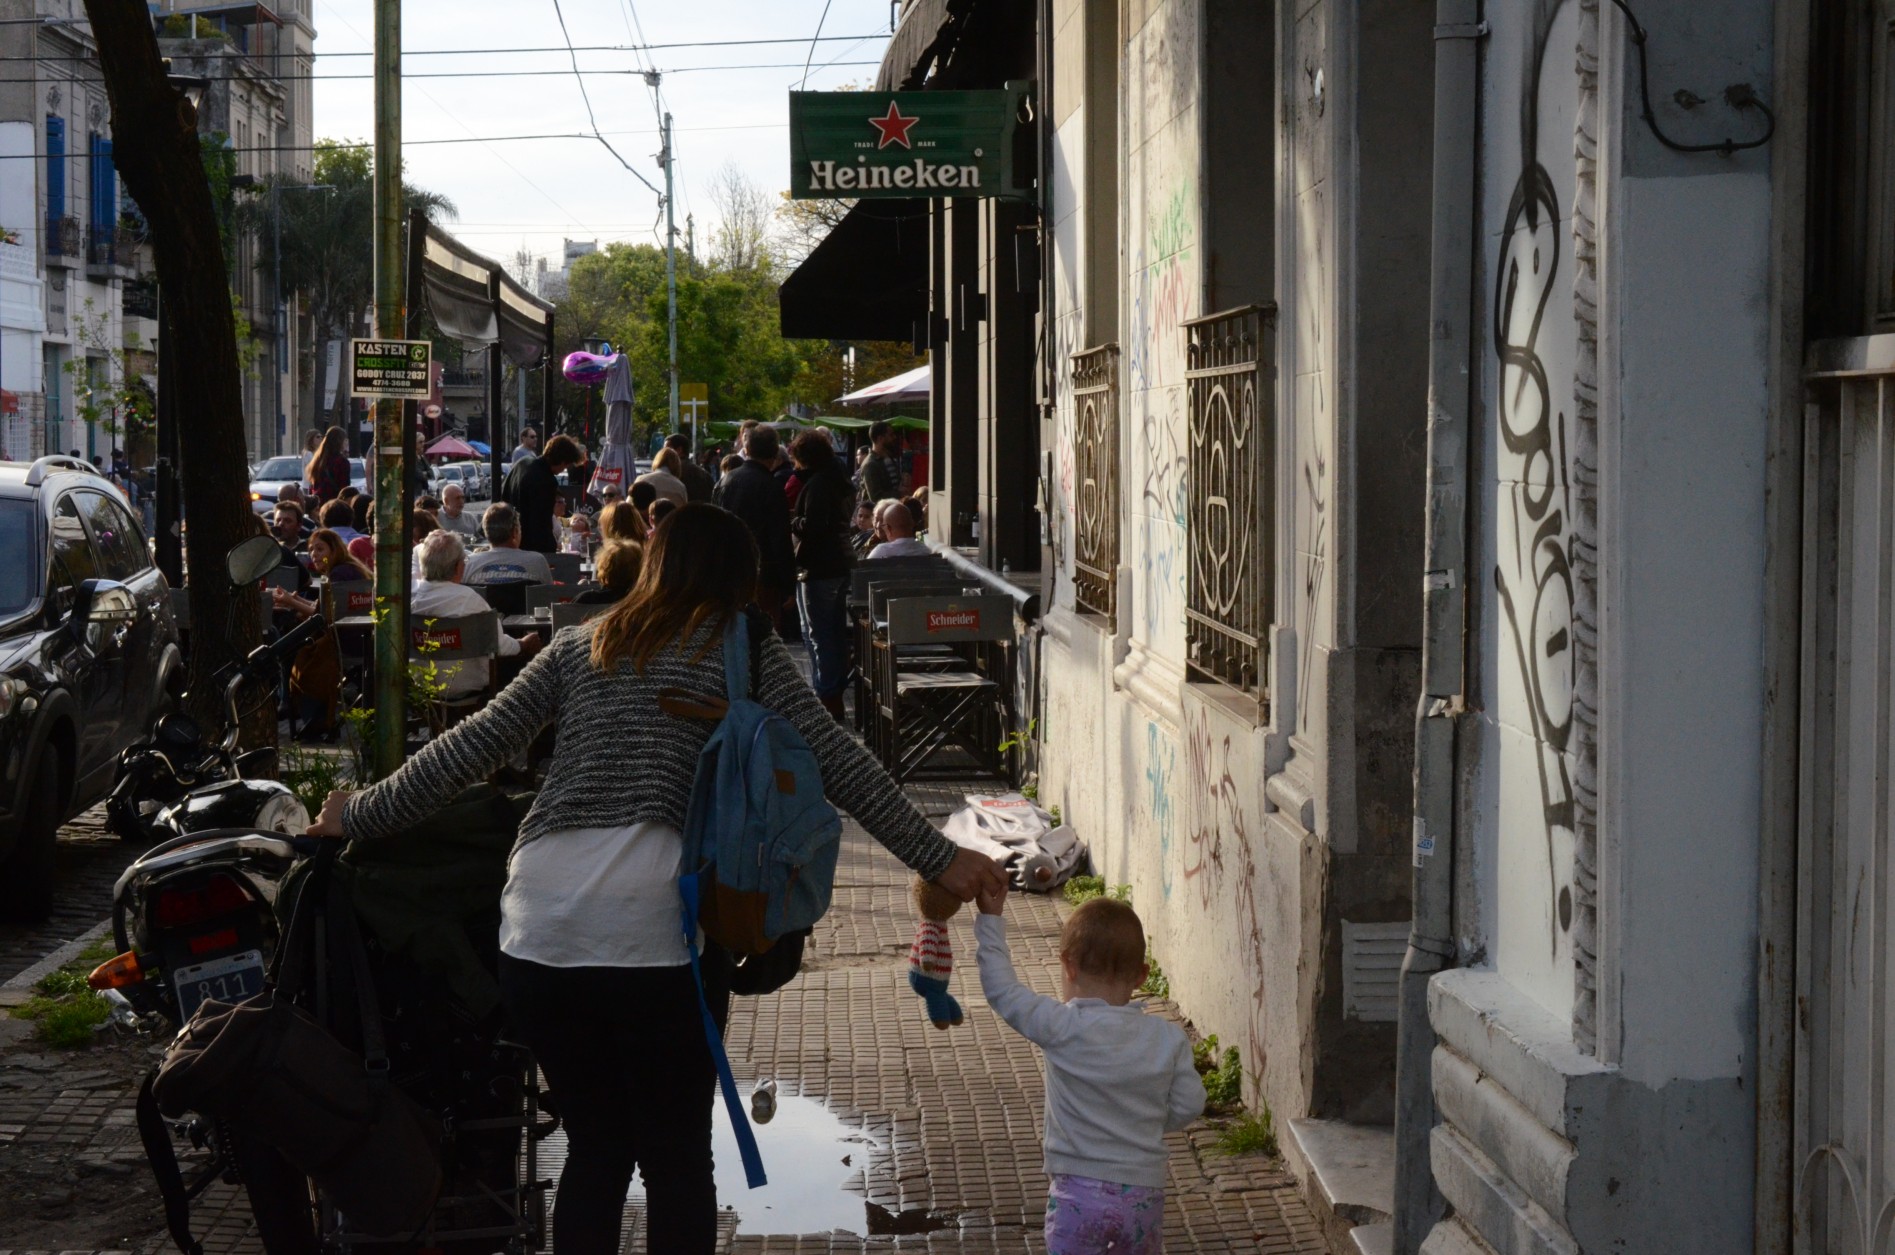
[876,593,1015,782]
[409,611,502,732]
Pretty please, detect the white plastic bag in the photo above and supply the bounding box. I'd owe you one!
[940,792,1088,891]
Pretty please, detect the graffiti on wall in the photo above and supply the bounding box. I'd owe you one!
[1180,705,1269,1077]
[1489,0,1597,1017]
[1145,722,1178,901]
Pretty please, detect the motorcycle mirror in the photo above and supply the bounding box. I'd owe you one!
[226,535,281,587]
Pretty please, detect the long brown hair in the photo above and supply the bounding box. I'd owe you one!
[590,503,757,672]
[309,527,371,580]
[598,500,647,543]
[305,425,344,483]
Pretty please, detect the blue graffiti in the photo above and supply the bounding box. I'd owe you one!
[1145,722,1177,900]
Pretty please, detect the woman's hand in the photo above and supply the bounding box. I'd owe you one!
[930,847,1008,904]
[306,789,354,839]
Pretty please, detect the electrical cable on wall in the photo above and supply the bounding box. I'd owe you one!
[1607,0,1774,156]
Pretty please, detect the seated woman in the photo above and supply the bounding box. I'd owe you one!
[269,527,369,739]
[597,500,647,545]
[562,512,594,555]
[573,540,642,605]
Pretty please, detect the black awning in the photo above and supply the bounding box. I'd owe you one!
[780,200,929,343]
[876,0,956,91]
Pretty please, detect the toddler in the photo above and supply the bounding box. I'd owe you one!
[975,884,1205,1255]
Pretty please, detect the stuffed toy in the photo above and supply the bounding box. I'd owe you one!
[908,877,965,1029]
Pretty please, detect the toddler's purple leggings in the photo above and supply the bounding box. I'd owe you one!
[1045,1173,1165,1254]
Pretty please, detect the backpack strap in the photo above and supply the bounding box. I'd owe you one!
[722,611,751,703]
[678,871,767,1190]
[137,1069,205,1255]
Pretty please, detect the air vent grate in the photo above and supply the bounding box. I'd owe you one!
[1342,920,1409,1023]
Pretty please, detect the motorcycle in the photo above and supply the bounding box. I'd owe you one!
[106,535,321,848]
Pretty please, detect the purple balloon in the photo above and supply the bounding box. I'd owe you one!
[563,350,617,385]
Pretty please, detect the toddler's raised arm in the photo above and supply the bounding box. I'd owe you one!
[974,913,1073,1048]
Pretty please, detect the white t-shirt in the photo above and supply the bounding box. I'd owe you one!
[869,537,932,560]
[437,508,480,537]
[408,579,521,696]
[463,546,553,585]
[499,823,689,968]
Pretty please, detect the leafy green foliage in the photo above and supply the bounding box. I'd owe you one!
[278,743,354,820]
[1215,1109,1278,1157]
[1193,1034,1246,1114]
[1139,957,1170,999]
[1062,877,1133,907]
[12,942,123,1048]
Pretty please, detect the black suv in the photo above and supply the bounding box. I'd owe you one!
[0,456,180,918]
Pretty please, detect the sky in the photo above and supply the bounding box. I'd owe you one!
[309,0,894,274]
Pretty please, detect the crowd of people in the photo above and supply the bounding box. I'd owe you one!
[264,417,1201,1255]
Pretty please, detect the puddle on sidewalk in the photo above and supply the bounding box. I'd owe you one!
[623,1091,910,1236]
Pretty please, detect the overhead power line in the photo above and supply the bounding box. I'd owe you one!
[0,62,879,83]
[547,0,663,199]
[0,34,889,62]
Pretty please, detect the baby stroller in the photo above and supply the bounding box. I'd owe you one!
[143,785,557,1255]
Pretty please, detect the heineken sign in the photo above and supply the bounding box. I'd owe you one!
[789,89,1024,200]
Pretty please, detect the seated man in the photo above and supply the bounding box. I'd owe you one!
[867,499,932,560]
[319,497,364,545]
[437,482,480,538]
[411,531,541,698]
[462,501,554,585]
[276,484,315,538]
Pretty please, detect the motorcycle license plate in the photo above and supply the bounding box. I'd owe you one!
[173,949,265,1022]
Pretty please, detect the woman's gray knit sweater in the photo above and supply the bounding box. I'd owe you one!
[340,621,958,881]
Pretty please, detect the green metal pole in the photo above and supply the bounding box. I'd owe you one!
[663,111,680,444]
[371,0,406,778]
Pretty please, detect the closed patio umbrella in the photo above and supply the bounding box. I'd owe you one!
[592,353,638,495]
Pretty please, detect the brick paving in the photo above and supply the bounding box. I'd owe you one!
[0,781,1325,1255]
[0,807,140,985]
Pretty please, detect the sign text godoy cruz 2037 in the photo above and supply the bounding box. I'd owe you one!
[350,338,433,401]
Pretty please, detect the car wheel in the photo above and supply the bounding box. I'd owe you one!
[0,765,59,922]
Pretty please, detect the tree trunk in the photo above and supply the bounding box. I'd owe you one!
[86,4,263,734]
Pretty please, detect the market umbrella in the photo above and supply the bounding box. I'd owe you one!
[592,353,638,495]
[425,434,479,459]
[836,364,930,405]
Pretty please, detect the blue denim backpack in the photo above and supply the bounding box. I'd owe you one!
[676,609,843,1188]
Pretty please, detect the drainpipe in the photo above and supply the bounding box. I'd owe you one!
[1392,2,1482,1252]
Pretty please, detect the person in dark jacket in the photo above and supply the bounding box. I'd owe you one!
[788,431,856,718]
[663,432,715,503]
[501,433,582,554]
[712,425,795,625]
[858,420,904,505]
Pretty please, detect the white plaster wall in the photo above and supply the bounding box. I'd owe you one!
[1042,0,1313,1125]
[1607,169,1770,1085]
[1468,0,1584,1023]
[1121,0,1198,660]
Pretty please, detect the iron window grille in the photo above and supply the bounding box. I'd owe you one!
[1071,343,1121,623]
[1184,304,1276,705]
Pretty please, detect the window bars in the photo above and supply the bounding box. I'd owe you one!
[1184,304,1276,703]
[1071,343,1121,623]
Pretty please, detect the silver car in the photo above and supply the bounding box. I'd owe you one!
[248,455,366,513]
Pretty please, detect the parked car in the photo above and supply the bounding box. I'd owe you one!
[248,455,367,512]
[428,461,488,501]
[0,455,182,919]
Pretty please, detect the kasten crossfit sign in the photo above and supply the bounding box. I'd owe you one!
[351,338,432,400]
[788,89,1025,200]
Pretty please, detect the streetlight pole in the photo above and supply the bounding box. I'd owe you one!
[370,0,405,778]
[662,111,680,446]
[270,182,332,457]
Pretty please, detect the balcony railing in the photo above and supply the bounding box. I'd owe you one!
[86,230,119,273]
[45,216,81,260]
[1184,304,1277,705]
[1070,343,1121,623]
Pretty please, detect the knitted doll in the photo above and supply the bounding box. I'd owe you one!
[908,877,965,1029]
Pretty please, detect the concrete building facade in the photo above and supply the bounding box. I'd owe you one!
[0,1,316,467]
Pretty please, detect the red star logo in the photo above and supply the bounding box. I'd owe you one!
[867,101,919,149]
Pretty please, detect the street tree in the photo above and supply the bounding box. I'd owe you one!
[706,160,777,274]
[234,141,455,438]
[82,2,260,728]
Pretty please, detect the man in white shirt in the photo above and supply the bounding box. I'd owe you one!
[437,482,480,538]
[462,502,554,585]
[411,531,540,697]
[868,500,932,560]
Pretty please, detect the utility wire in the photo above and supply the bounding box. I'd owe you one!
[0,34,889,62]
[548,0,663,198]
[800,0,836,90]
[0,63,879,82]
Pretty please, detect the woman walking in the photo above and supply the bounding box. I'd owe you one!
[307,503,1004,1255]
[306,425,352,507]
[788,431,858,720]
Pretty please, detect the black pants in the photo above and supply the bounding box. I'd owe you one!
[499,953,732,1255]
